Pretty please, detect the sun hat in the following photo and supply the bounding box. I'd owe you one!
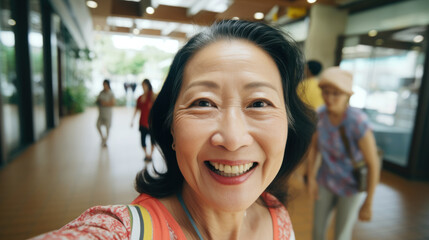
[318,67,354,95]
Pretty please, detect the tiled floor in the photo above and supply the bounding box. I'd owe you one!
[0,107,428,240]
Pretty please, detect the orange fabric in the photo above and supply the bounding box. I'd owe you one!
[132,193,293,240]
[132,194,186,239]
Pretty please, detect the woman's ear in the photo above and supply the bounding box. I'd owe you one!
[170,128,176,151]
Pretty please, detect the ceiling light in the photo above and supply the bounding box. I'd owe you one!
[232,17,239,20]
[368,30,377,37]
[7,19,16,26]
[86,0,98,8]
[413,35,424,43]
[146,6,155,14]
[254,12,264,20]
[307,0,317,3]
[132,28,140,35]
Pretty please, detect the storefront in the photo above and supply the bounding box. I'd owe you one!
[336,0,429,179]
[0,0,92,166]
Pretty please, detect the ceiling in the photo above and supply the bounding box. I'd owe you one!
[87,0,406,40]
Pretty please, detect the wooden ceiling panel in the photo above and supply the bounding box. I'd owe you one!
[88,0,392,39]
[89,0,112,16]
[111,0,141,17]
[218,1,275,21]
[141,5,217,25]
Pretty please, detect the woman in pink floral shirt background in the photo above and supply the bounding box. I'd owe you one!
[307,67,380,240]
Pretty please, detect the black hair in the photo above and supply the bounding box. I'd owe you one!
[135,20,316,206]
[103,79,111,90]
[142,78,153,92]
[307,60,323,76]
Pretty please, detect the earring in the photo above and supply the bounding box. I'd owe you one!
[172,143,176,151]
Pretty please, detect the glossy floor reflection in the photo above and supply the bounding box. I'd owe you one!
[0,107,428,239]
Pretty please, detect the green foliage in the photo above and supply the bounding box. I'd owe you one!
[108,51,146,75]
[63,85,88,114]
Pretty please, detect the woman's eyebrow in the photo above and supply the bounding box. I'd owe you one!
[184,80,220,91]
[244,81,277,91]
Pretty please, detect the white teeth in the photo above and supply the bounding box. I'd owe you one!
[219,164,224,171]
[208,162,254,176]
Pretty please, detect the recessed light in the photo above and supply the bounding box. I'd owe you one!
[307,0,317,3]
[413,35,424,43]
[86,0,98,8]
[254,12,264,20]
[368,30,377,37]
[146,7,155,15]
[7,19,16,26]
[132,28,140,35]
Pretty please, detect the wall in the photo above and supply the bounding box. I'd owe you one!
[304,4,348,68]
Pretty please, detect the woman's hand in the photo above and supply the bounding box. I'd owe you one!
[307,177,319,200]
[359,200,372,221]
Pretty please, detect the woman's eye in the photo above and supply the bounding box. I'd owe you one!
[191,99,214,107]
[250,100,269,108]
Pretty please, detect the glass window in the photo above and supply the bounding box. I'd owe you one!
[340,26,427,167]
[0,0,20,158]
[29,0,46,140]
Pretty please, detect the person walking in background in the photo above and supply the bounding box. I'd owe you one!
[96,79,115,147]
[298,60,324,110]
[131,79,156,161]
[307,67,380,240]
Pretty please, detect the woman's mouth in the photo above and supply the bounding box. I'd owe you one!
[205,161,257,177]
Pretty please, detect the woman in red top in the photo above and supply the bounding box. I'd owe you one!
[132,79,156,161]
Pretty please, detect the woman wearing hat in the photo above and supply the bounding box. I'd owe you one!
[307,67,380,240]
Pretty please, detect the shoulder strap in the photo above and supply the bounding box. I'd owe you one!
[127,205,154,240]
[339,125,356,164]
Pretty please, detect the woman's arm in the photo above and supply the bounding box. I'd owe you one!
[29,205,131,239]
[131,96,141,127]
[307,132,320,200]
[100,94,115,107]
[131,107,139,127]
[357,129,380,221]
[105,95,115,107]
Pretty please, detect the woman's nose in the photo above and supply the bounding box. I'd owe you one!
[210,107,253,151]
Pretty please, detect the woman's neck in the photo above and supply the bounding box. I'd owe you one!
[168,183,272,240]
[328,106,348,126]
[181,185,246,240]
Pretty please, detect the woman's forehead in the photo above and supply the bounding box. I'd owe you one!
[183,40,280,84]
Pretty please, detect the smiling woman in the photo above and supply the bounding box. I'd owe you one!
[30,20,316,240]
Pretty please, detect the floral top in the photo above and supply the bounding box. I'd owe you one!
[31,193,295,240]
[317,106,371,196]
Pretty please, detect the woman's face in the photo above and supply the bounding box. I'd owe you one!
[103,82,109,90]
[172,40,288,211]
[321,85,350,114]
[142,82,149,92]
